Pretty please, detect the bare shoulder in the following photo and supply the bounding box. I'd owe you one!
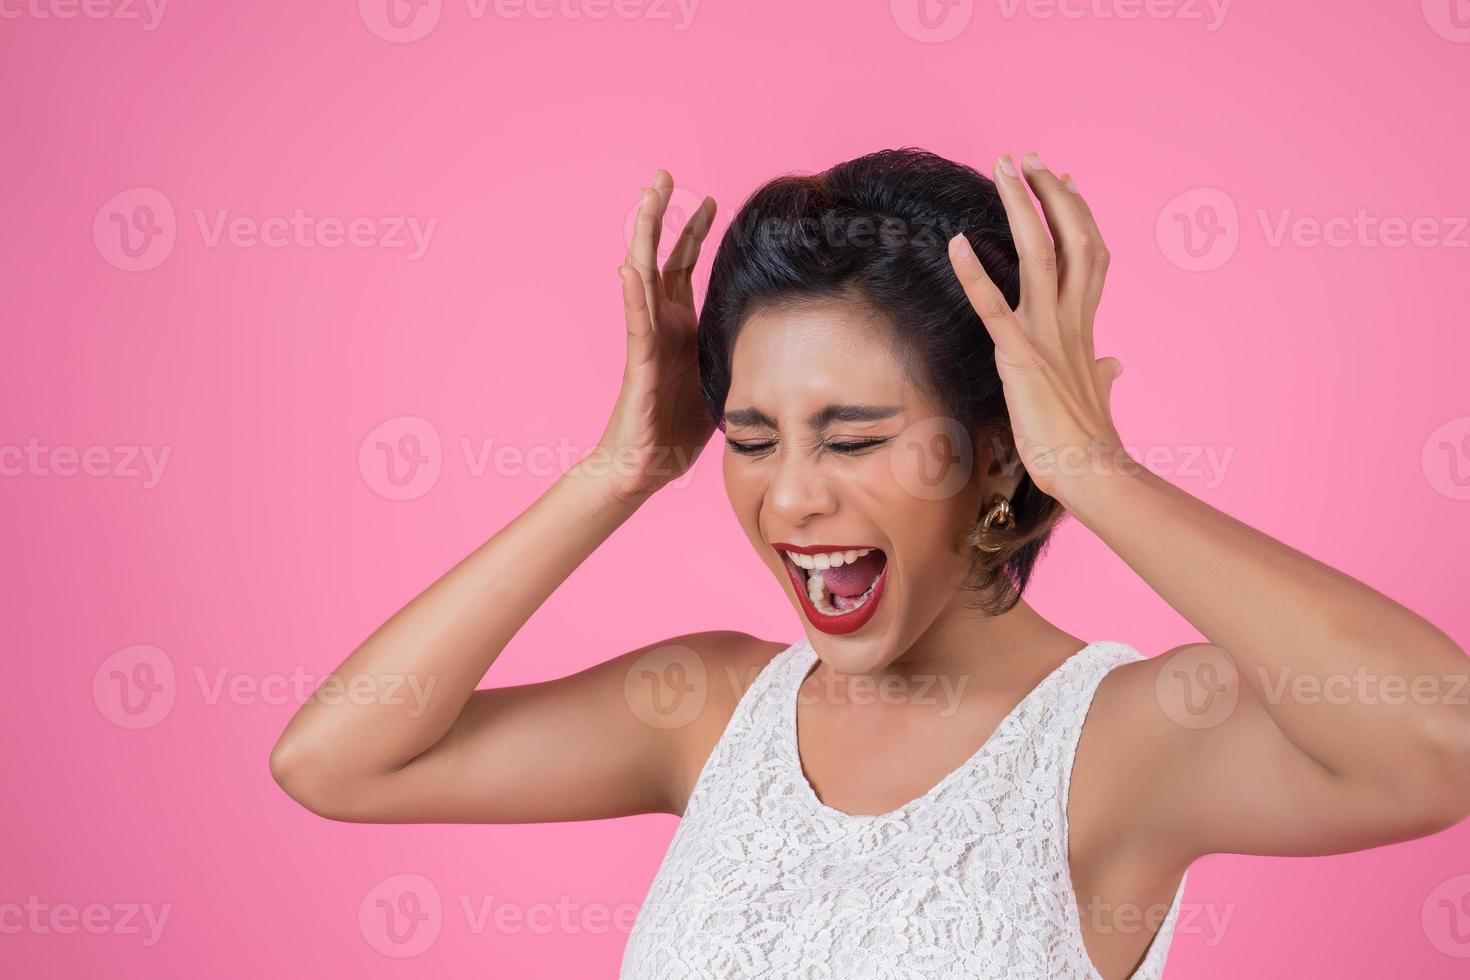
[681,629,793,742]
[1078,642,1243,777]
[656,630,792,814]
[698,629,793,700]
[1071,641,1280,863]
[1070,645,1206,837]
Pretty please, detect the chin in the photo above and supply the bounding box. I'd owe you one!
[805,632,899,677]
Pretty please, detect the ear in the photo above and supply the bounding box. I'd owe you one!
[978,428,1026,500]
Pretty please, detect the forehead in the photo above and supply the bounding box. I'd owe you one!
[728,297,918,408]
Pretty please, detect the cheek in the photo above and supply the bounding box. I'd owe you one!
[722,450,765,532]
[864,438,973,524]
[882,489,966,569]
[872,454,982,576]
[885,417,978,505]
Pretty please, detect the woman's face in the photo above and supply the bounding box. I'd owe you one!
[721,296,997,676]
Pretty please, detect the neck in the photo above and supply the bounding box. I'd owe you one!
[885,596,1082,684]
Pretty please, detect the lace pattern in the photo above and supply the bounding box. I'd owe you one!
[621,637,1187,979]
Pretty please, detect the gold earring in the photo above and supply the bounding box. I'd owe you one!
[974,493,1015,553]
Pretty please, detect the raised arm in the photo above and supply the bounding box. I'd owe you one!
[267,171,758,823]
[946,152,1470,867]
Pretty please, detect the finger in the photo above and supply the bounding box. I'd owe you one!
[663,195,717,305]
[1020,152,1093,318]
[618,263,656,368]
[629,184,665,290]
[625,182,670,333]
[647,169,674,265]
[624,185,650,269]
[991,153,1058,318]
[1056,171,1111,321]
[948,233,1031,363]
[624,184,649,267]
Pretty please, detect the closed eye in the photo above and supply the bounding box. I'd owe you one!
[827,439,888,454]
[725,438,889,456]
[726,439,776,456]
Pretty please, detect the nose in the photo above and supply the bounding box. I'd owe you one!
[767,446,840,526]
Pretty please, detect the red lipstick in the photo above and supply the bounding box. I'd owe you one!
[770,542,890,636]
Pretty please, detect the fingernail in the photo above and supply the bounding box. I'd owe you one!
[1061,173,1079,193]
[1023,151,1046,171]
[949,233,976,262]
[997,155,1017,178]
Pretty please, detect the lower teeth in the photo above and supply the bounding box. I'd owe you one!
[805,570,878,617]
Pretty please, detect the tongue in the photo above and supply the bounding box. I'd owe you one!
[819,551,885,597]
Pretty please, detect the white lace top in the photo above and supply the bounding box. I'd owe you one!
[621,637,1187,979]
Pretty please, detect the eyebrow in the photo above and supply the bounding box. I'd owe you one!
[722,403,904,431]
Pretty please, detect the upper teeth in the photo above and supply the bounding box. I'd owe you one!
[786,548,873,570]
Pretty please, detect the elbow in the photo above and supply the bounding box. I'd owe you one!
[1409,702,1470,833]
[1385,637,1470,832]
[269,736,352,821]
[268,730,315,791]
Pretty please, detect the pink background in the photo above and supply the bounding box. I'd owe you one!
[5,0,1470,976]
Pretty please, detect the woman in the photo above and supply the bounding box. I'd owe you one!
[269,148,1470,978]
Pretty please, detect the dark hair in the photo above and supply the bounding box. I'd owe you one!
[697,147,1064,615]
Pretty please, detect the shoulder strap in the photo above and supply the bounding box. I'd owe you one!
[1051,641,1145,773]
[1047,642,1182,979]
[680,637,810,817]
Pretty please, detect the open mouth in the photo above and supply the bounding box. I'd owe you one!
[772,542,890,636]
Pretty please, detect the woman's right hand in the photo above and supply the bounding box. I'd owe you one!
[590,170,719,506]
[271,171,757,829]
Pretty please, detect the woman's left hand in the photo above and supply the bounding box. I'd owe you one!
[946,152,1133,504]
